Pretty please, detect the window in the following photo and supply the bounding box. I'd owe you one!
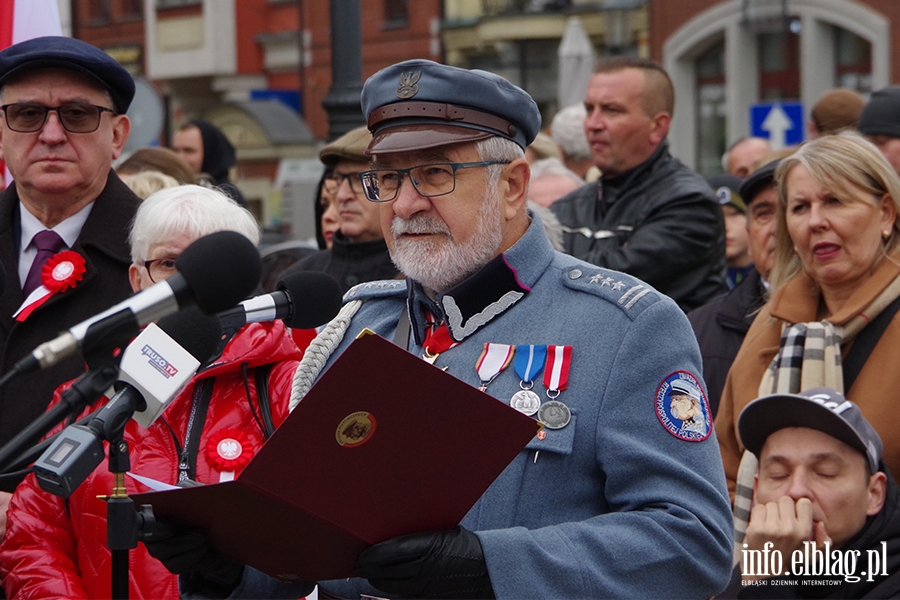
[835,28,872,93]
[88,0,111,23]
[384,0,408,26]
[695,41,726,175]
[758,30,800,100]
[120,0,143,19]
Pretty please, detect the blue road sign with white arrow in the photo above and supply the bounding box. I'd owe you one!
[750,102,804,149]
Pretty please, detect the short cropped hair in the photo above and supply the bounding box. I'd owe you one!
[130,184,260,264]
[593,56,674,117]
[770,132,900,290]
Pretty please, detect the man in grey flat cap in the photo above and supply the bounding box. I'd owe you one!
[151,59,733,599]
[0,37,140,495]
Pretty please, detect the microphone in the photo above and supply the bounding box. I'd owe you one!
[217,270,343,331]
[15,231,260,375]
[33,309,222,498]
[120,308,223,429]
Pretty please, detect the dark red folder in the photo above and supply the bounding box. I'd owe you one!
[133,332,540,582]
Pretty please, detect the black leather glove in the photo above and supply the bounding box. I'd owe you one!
[355,526,495,599]
[141,516,243,591]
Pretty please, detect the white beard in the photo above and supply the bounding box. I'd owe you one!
[389,189,503,293]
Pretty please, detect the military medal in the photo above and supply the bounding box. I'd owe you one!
[510,345,547,415]
[537,400,571,429]
[539,345,573,429]
[475,343,514,392]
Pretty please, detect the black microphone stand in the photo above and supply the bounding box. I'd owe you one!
[0,310,138,473]
[94,392,145,600]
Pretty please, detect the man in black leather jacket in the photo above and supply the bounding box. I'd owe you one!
[552,56,725,312]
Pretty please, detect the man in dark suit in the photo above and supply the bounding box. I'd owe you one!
[0,37,140,500]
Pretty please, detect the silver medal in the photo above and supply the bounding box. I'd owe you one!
[510,389,541,416]
[537,400,571,429]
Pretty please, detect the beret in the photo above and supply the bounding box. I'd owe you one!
[858,86,900,139]
[0,36,135,114]
[739,159,782,205]
[360,59,541,154]
[319,126,373,167]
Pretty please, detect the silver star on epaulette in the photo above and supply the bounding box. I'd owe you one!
[601,277,614,286]
[612,281,626,291]
[589,274,604,284]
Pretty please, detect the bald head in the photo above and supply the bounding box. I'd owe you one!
[724,137,771,178]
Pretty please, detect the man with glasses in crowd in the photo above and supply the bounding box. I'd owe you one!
[283,126,399,293]
[150,59,733,599]
[0,37,140,502]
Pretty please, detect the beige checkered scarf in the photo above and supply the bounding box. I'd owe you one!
[731,274,900,563]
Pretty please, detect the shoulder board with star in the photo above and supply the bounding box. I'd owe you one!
[558,264,661,315]
[343,279,407,302]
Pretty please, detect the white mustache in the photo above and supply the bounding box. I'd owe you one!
[392,215,451,237]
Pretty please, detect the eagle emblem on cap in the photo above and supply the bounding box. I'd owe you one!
[396,71,421,99]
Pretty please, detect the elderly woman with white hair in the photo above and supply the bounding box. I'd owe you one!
[0,185,304,599]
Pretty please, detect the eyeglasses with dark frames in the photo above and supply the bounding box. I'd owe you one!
[0,103,117,133]
[143,258,178,284]
[323,172,366,195]
[358,161,511,202]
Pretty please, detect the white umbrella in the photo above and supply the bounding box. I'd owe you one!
[557,17,595,109]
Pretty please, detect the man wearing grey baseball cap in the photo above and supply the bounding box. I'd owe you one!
[161,59,732,599]
[719,387,900,598]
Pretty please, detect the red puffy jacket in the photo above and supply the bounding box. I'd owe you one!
[0,321,303,599]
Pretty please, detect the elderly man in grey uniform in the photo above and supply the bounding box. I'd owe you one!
[152,59,734,599]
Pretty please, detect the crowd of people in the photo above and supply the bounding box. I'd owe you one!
[0,33,899,599]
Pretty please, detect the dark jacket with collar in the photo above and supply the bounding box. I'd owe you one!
[688,267,767,417]
[0,171,139,482]
[284,232,399,295]
[551,140,726,312]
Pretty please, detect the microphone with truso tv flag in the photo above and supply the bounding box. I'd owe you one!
[32,308,223,499]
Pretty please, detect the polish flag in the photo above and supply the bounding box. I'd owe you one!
[0,0,63,188]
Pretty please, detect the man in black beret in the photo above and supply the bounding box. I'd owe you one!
[0,37,141,498]
[149,59,733,600]
[858,86,900,177]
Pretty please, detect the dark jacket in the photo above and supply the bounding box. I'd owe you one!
[0,172,140,485]
[719,466,900,598]
[285,232,399,295]
[551,140,726,312]
[688,267,767,416]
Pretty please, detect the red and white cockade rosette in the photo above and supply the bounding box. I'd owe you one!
[14,250,86,321]
[205,428,256,482]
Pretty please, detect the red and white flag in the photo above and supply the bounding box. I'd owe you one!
[0,0,63,188]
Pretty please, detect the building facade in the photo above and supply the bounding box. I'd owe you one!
[651,0,897,174]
